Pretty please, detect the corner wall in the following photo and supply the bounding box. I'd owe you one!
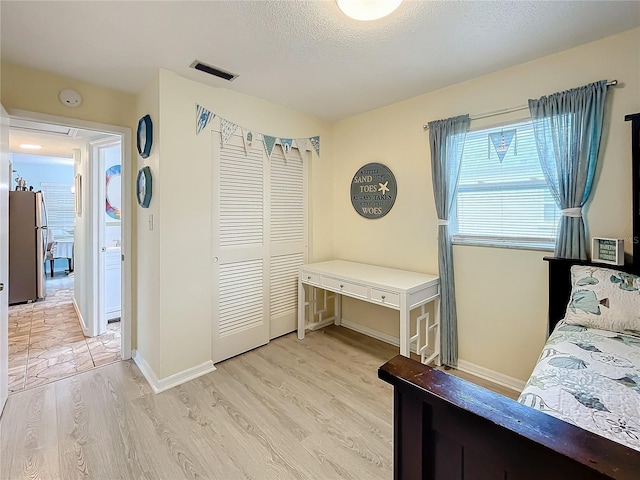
[332,28,640,382]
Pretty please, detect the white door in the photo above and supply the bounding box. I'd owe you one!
[212,131,308,363]
[268,146,308,339]
[212,133,270,363]
[96,140,122,333]
[0,105,10,414]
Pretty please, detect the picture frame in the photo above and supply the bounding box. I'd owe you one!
[137,166,152,208]
[591,237,624,266]
[74,173,82,215]
[137,114,153,159]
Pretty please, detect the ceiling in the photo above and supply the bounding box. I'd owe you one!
[2,1,639,121]
[8,119,114,160]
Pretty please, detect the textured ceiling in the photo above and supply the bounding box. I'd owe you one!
[2,1,639,121]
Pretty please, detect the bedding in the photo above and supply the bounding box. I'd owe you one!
[564,265,640,335]
[518,321,640,451]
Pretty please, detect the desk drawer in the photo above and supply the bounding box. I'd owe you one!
[370,288,400,307]
[301,271,320,285]
[322,276,368,299]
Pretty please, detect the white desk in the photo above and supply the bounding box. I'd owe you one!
[298,260,441,364]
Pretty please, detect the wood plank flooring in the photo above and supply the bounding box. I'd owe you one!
[1,326,519,479]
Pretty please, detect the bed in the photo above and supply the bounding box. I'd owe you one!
[378,112,640,479]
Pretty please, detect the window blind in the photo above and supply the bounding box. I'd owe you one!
[453,120,560,249]
[41,182,75,241]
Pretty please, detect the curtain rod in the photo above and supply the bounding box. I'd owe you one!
[422,80,618,130]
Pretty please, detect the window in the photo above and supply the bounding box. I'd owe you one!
[453,119,560,249]
[41,182,75,241]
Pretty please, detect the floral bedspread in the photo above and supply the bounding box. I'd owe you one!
[518,322,640,451]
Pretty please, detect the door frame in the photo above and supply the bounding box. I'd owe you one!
[0,104,10,415]
[7,109,132,360]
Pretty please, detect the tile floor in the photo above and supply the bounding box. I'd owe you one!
[8,285,121,393]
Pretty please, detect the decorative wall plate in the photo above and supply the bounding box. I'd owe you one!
[137,114,153,159]
[137,166,153,208]
[350,162,397,219]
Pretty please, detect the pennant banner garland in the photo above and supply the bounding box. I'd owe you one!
[280,138,293,160]
[310,136,320,157]
[295,138,308,161]
[220,118,239,147]
[263,135,277,160]
[194,103,320,160]
[196,104,214,135]
[489,129,517,163]
[242,128,255,154]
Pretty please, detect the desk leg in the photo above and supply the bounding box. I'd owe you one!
[335,293,342,326]
[298,276,305,340]
[399,295,409,357]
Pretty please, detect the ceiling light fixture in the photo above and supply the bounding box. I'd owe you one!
[336,0,403,21]
[19,144,42,150]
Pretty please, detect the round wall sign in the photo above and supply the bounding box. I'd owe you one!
[350,163,397,219]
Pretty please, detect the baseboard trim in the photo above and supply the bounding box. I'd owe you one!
[132,350,216,394]
[339,319,524,393]
[72,297,89,337]
[455,359,525,393]
[340,319,419,354]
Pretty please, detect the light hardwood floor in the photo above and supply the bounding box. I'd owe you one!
[1,326,519,479]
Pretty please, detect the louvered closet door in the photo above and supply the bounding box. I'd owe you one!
[212,133,269,363]
[269,147,308,339]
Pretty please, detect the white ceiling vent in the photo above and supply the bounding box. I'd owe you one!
[10,119,79,138]
[190,60,238,82]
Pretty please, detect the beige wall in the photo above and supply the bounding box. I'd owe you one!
[1,63,135,128]
[134,73,160,373]
[1,60,139,345]
[333,28,640,382]
[153,70,333,379]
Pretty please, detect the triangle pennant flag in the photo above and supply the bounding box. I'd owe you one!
[279,138,293,161]
[295,138,308,161]
[263,135,277,160]
[309,136,320,157]
[489,129,516,163]
[220,117,239,147]
[242,128,255,155]
[196,104,214,135]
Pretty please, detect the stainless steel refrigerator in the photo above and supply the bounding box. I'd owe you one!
[9,191,47,304]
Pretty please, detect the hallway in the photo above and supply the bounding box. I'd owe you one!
[7,284,121,392]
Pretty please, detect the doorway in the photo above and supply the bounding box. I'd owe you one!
[4,112,131,393]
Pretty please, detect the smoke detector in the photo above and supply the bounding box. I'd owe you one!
[59,89,82,107]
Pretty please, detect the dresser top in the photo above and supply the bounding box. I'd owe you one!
[301,260,439,291]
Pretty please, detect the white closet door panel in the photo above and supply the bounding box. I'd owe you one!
[212,132,269,363]
[270,252,304,319]
[219,259,264,336]
[269,147,308,339]
[270,148,305,244]
[219,142,264,248]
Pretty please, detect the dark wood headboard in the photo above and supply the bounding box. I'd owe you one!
[544,257,638,335]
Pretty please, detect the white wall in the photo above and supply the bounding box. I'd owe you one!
[332,27,640,382]
[10,154,74,191]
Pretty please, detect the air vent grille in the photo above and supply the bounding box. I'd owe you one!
[190,60,238,82]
